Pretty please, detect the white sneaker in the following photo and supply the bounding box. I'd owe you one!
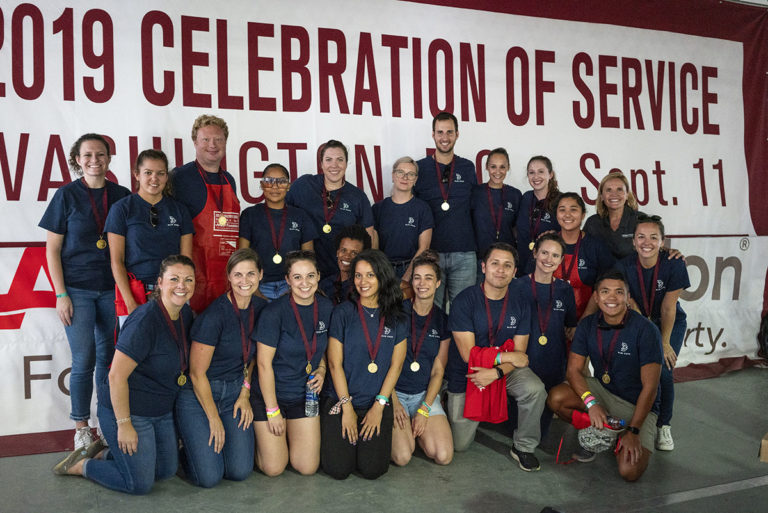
[74,426,94,451]
[96,426,109,447]
[656,425,674,451]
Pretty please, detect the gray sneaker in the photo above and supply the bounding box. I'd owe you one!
[572,445,597,463]
[74,427,93,451]
[510,445,541,472]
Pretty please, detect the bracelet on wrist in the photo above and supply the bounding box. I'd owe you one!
[116,416,131,425]
[585,399,597,409]
[266,408,281,418]
[494,352,502,366]
[420,401,431,413]
[56,292,68,298]
[375,394,389,406]
[417,408,430,419]
[580,390,592,401]
[626,425,640,435]
[242,379,251,390]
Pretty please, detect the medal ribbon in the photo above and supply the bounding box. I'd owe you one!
[410,303,434,364]
[290,295,319,366]
[433,156,455,205]
[528,197,546,241]
[558,231,583,282]
[229,292,255,367]
[195,160,230,213]
[635,257,661,317]
[485,184,505,240]
[264,206,288,256]
[157,299,188,375]
[596,311,628,379]
[481,283,510,346]
[357,300,385,363]
[321,185,342,227]
[81,177,108,236]
[530,275,554,339]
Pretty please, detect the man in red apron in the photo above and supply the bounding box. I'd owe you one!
[172,115,240,312]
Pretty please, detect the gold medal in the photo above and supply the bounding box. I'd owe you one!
[528,241,535,250]
[218,215,227,226]
[367,362,378,374]
[538,335,548,345]
[177,374,187,386]
[441,201,450,211]
[273,253,283,264]
[602,372,611,384]
[410,361,420,372]
[96,238,107,250]
[322,223,332,234]
[306,362,312,374]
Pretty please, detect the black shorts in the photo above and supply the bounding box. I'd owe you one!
[250,392,308,421]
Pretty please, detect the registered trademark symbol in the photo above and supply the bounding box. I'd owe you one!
[739,238,749,251]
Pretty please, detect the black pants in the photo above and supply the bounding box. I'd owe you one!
[320,397,393,480]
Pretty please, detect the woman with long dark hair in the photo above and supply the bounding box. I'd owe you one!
[321,249,407,479]
[175,248,267,487]
[40,133,130,452]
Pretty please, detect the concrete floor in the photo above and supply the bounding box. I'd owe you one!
[2,367,767,513]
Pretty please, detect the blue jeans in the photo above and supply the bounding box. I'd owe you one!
[656,316,687,426]
[435,251,477,312]
[175,377,254,487]
[83,405,177,495]
[64,287,116,421]
[259,280,290,301]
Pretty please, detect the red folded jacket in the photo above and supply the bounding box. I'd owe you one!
[463,339,515,423]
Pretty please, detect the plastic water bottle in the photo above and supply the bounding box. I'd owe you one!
[305,375,319,417]
[605,415,626,430]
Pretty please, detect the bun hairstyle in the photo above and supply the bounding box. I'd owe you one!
[410,250,442,282]
[149,254,196,300]
[635,213,665,239]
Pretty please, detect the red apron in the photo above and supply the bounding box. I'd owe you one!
[555,254,592,319]
[190,168,240,312]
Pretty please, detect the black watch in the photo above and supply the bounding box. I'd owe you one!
[626,425,640,435]
[495,366,504,380]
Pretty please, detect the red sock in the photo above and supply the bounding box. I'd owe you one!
[571,410,591,429]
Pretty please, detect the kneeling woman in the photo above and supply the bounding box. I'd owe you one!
[176,248,267,487]
[253,250,333,476]
[55,255,195,495]
[321,249,408,479]
[391,251,453,466]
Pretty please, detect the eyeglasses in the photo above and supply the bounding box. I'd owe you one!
[393,169,418,181]
[149,206,159,228]
[261,177,290,189]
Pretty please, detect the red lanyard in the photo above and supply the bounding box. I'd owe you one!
[290,295,319,369]
[322,185,342,226]
[157,300,188,374]
[81,177,108,235]
[481,283,509,346]
[228,292,255,369]
[485,185,505,240]
[264,206,288,255]
[433,156,455,204]
[410,304,434,362]
[357,300,385,362]
[195,160,230,212]
[596,311,627,376]
[530,275,554,338]
[635,257,661,317]
[559,231,583,283]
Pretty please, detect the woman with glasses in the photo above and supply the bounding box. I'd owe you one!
[515,156,561,274]
[40,133,131,453]
[239,163,317,300]
[471,148,522,283]
[286,140,376,278]
[372,157,433,282]
[105,150,194,324]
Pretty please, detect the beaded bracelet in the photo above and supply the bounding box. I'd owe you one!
[417,408,430,419]
[420,401,432,413]
[116,416,131,425]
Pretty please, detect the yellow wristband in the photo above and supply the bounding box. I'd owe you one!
[266,409,281,419]
[417,408,429,418]
[580,390,592,401]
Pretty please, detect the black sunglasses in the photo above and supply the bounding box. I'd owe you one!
[150,206,159,228]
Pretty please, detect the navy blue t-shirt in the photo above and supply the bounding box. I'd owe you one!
[319,272,353,305]
[254,294,333,402]
[395,300,450,394]
[471,184,522,257]
[446,282,531,393]
[414,155,477,253]
[39,179,131,291]
[518,275,577,389]
[104,301,194,417]
[373,196,434,262]
[327,301,408,408]
[286,174,374,276]
[516,191,560,274]
[239,204,318,283]
[571,310,663,414]
[190,293,268,382]
[104,194,194,284]
[171,161,238,219]
[616,252,690,322]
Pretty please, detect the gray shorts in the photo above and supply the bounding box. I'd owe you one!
[586,377,657,452]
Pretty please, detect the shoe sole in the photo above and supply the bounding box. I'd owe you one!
[509,448,541,472]
[52,447,89,475]
[656,443,674,451]
[571,453,597,463]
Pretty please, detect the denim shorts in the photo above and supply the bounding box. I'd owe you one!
[394,389,446,418]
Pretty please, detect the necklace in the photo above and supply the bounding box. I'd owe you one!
[361,304,378,318]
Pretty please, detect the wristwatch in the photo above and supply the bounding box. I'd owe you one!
[495,366,504,380]
[376,396,388,406]
[626,425,640,435]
